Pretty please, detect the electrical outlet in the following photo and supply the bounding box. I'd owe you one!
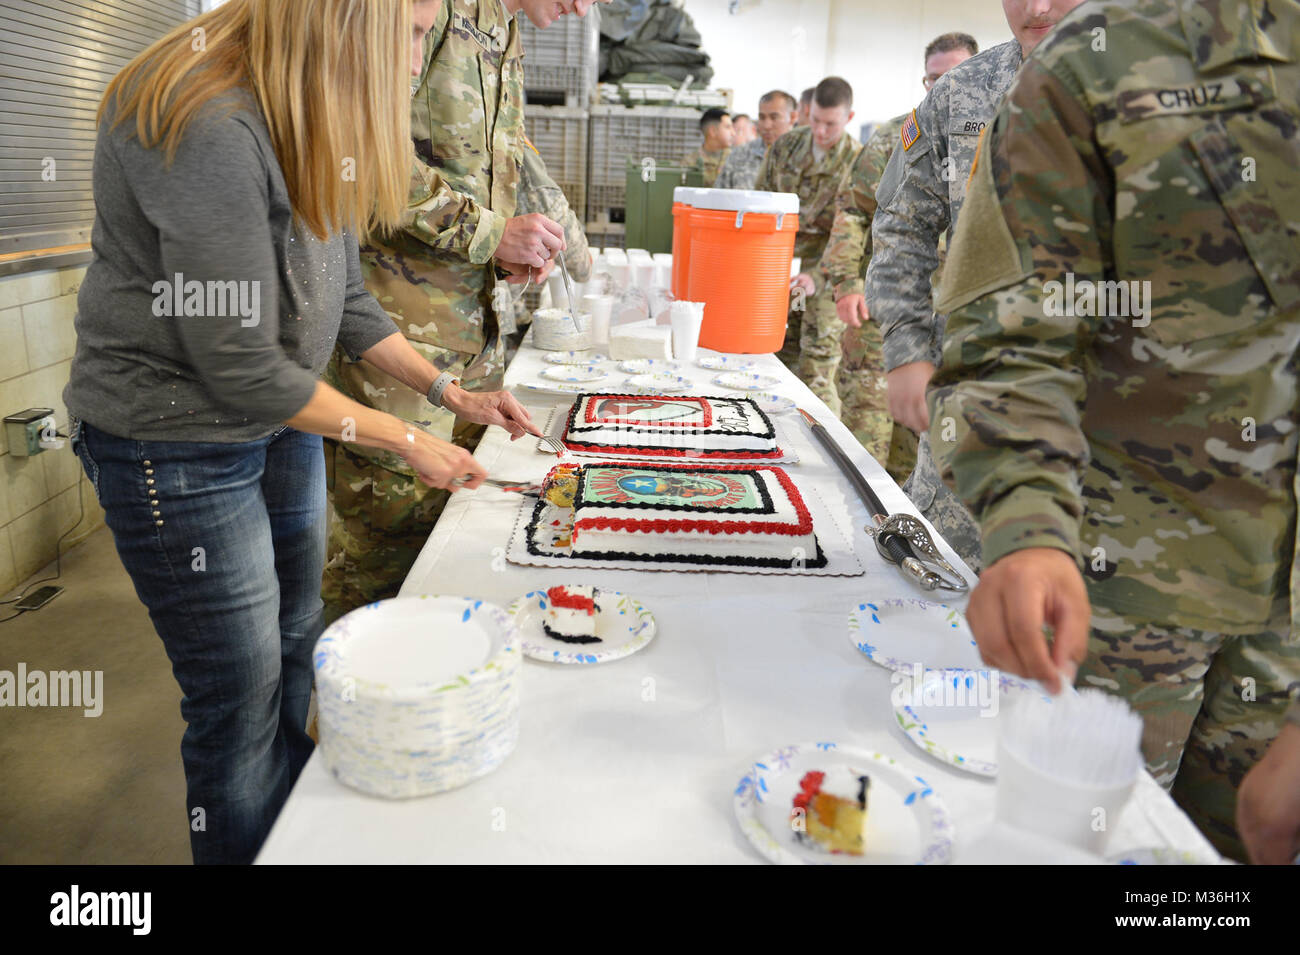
[3,408,57,456]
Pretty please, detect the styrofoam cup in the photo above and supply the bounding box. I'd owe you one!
[583,294,614,347]
[995,738,1137,855]
[669,301,705,362]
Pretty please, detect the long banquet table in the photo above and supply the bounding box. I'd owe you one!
[257,340,1219,864]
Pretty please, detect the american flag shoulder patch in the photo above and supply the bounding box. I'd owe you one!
[900,110,921,151]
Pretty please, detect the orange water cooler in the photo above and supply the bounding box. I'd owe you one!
[684,190,800,354]
[670,187,703,299]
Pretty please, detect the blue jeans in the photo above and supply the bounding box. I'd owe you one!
[73,421,325,864]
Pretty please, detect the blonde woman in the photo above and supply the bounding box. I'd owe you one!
[63,0,537,865]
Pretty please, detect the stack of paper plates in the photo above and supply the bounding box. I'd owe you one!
[312,596,521,799]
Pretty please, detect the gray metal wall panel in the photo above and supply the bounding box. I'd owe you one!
[1,0,202,254]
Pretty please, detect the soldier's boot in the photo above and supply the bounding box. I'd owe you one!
[904,432,982,572]
[836,318,893,464]
[796,286,845,416]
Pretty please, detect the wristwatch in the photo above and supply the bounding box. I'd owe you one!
[427,372,460,409]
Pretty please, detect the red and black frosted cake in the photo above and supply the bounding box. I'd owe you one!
[562,394,779,458]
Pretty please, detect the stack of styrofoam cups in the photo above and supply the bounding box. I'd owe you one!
[313,596,521,799]
[996,687,1143,854]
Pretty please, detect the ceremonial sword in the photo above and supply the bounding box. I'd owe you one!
[797,409,969,593]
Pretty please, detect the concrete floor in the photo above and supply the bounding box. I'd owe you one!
[0,526,192,864]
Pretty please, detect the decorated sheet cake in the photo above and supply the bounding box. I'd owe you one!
[521,461,827,570]
[562,394,781,459]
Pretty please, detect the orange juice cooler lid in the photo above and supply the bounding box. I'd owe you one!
[685,188,800,215]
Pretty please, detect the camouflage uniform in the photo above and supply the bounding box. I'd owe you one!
[929,0,1300,861]
[714,137,767,190]
[866,39,1025,573]
[323,0,525,620]
[681,145,731,187]
[820,113,907,473]
[754,125,861,414]
[504,136,592,360]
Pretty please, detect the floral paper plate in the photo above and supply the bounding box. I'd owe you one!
[617,358,681,375]
[891,667,1050,777]
[697,355,757,372]
[508,588,657,665]
[625,373,691,393]
[734,742,953,865]
[544,351,608,365]
[518,381,592,397]
[712,371,781,391]
[540,365,607,383]
[848,597,983,673]
[726,390,795,415]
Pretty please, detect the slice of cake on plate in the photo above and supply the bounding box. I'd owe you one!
[543,585,603,644]
[563,394,779,458]
[791,769,870,856]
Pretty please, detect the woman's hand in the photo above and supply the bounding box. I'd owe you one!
[400,429,487,489]
[442,385,541,440]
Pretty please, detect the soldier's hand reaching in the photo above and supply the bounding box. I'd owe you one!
[442,385,542,441]
[496,213,565,270]
[886,360,936,433]
[964,547,1090,695]
[1237,719,1300,864]
[790,272,817,297]
[836,293,869,328]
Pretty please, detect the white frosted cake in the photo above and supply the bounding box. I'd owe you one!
[563,394,778,458]
[562,462,823,568]
[542,585,602,644]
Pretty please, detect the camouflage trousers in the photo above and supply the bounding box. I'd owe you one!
[321,416,486,624]
[1079,596,1300,862]
[836,318,910,477]
[777,277,845,416]
[903,431,982,573]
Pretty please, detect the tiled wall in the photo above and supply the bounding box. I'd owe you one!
[0,265,105,595]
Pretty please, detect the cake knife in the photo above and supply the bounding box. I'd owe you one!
[557,254,582,333]
[797,409,968,593]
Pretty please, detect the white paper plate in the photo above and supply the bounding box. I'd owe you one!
[544,351,608,365]
[697,355,757,372]
[617,358,681,375]
[508,588,657,664]
[540,365,607,383]
[726,390,796,415]
[892,667,1051,777]
[713,371,781,391]
[625,373,691,392]
[734,742,953,865]
[518,381,592,396]
[848,597,983,673]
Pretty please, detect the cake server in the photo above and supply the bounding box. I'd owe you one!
[557,254,581,333]
[797,408,968,593]
[451,477,541,497]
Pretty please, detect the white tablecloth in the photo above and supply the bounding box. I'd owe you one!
[257,343,1218,864]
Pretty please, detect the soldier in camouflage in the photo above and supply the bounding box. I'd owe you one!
[323,0,600,621]
[681,107,733,187]
[822,34,977,479]
[929,0,1300,862]
[754,77,861,414]
[867,3,1086,572]
[715,90,797,191]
